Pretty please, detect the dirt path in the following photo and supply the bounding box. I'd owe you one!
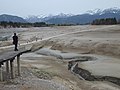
[0,25,113,50]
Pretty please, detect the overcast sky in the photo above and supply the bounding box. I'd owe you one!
[0,0,120,17]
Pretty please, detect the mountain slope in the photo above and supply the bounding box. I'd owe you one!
[2,7,119,24]
[46,7,120,24]
[25,13,73,23]
[0,14,27,23]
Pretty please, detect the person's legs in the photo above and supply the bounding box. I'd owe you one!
[15,44,18,51]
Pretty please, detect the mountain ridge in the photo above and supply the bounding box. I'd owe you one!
[0,7,120,24]
[25,7,120,24]
[0,14,27,23]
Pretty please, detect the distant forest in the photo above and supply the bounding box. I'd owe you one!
[91,18,120,25]
[0,21,74,28]
[0,18,120,28]
[0,22,50,28]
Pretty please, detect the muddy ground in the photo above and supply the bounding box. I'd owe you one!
[0,25,120,90]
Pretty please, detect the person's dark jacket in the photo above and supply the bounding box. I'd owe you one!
[12,36,18,44]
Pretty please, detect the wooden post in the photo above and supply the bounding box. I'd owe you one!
[17,55,20,76]
[10,59,14,79]
[0,64,3,81]
[6,61,9,79]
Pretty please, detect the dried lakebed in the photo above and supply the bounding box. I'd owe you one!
[36,48,120,86]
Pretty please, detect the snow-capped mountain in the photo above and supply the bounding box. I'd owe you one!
[0,7,112,24]
[86,9,102,15]
[25,15,43,23]
[46,7,120,24]
[25,13,73,23]
[102,7,120,14]
[52,13,73,18]
[86,7,120,15]
[25,7,120,24]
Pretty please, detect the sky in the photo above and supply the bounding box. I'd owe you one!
[0,0,120,18]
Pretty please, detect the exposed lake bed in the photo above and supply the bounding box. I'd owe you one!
[0,25,120,90]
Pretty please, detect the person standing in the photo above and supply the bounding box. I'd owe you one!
[12,33,18,51]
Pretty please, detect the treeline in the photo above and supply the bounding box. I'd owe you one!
[57,24,74,26]
[91,18,118,25]
[0,21,49,28]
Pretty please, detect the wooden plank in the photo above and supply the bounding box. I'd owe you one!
[0,49,31,81]
[6,61,9,73]
[0,49,31,63]
[0,65,3,81]
[6,61,9,80]
[17,55,20,76]
[10,59,14,79]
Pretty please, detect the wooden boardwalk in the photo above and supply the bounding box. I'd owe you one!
[0,49,30,81]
